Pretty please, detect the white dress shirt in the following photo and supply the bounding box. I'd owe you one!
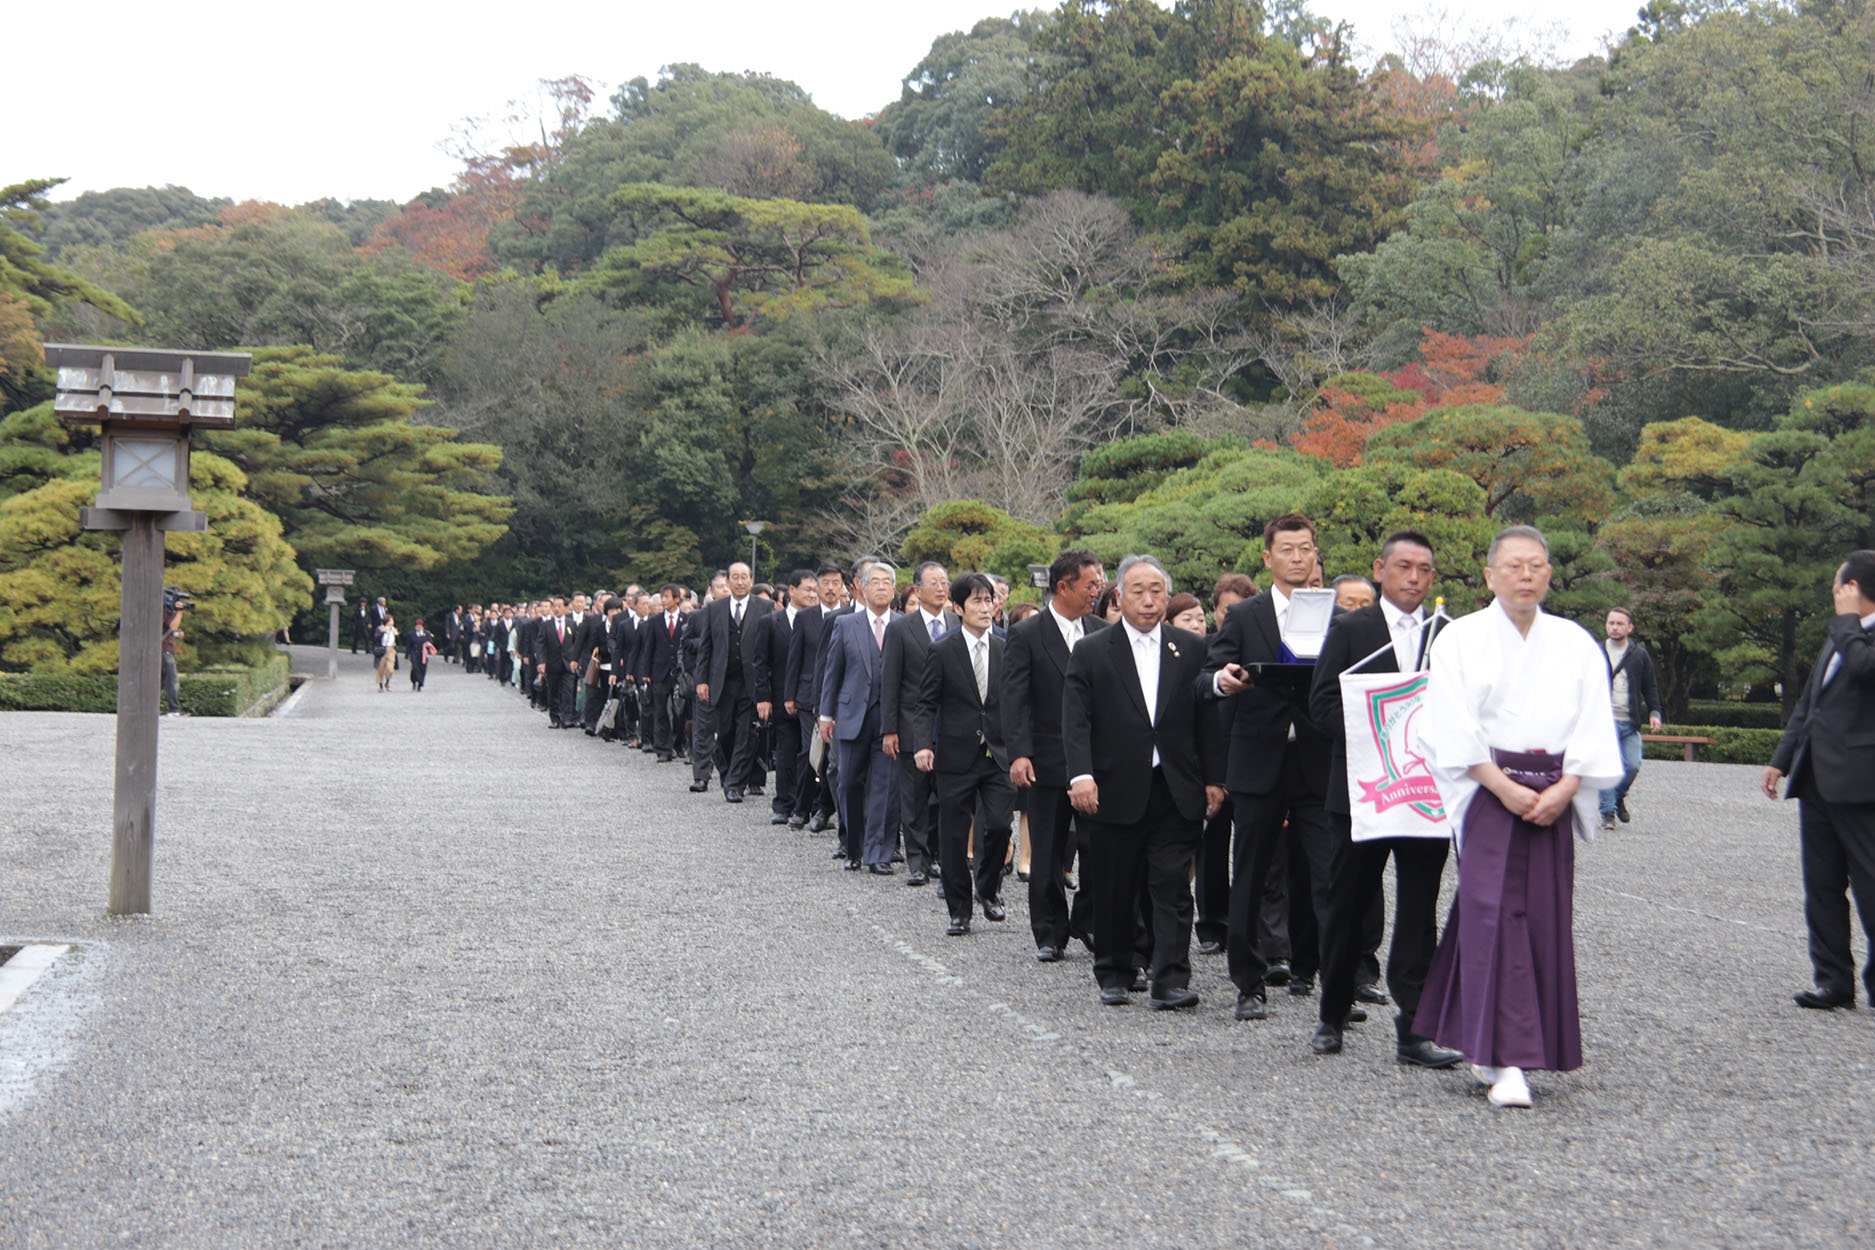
[1380,595,1428,673]
[1048,604,1085,653]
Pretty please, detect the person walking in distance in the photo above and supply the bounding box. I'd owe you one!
[1596,607,1663,832]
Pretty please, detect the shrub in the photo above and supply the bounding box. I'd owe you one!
[0,652,290,717]
[1643,725,1784,765]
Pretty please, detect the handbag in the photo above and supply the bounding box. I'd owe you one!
[469,641,482,658]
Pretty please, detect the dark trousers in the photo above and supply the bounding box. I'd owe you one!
[1194,799,1233,946]
[769,712,802,815]
[796,709,833,817]
[408,658,428,690]
[581,676,608,731]
[937,759,1015,922]
[1319,824,1449,1038]
[1796,785,1875,1001]
[549,668,578,727]
[1086,770,1200,994]
[896,755,940,875]
[1226,752,1331,998]
[709,673,757,791]
[836,709,896,866]
[648,679,676,757]
[1260,832,1293,964]
[519,659,534,697]
[1027,783,1094,950]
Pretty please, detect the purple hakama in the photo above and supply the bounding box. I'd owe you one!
[1413,749,1582,1072]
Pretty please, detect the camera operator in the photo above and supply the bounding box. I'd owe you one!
[162,589,191,718]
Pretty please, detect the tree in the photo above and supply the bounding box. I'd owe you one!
[877,13,1047,184]
[582,184,913,331]
[494,66,900,276]
[206,346,510,574]
[0,410,309,673]
[1070,442,1329,594]
[33,185,230,260]
[1362,403,1614,523]
[0,179,140,408]
[1304,461,1493,606]
[899,500,1054,584]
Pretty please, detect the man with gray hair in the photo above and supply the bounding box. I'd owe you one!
[819,561,903,872]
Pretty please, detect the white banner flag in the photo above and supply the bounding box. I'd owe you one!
[1339,668,1448,841]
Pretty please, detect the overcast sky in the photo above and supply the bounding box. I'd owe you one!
[7,0,1643,208]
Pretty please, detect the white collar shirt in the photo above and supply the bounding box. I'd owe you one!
[1048,604,1085,652]
[1381,595,1427,672]
[1122,618,1163,766]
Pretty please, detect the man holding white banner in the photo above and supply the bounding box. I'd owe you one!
[1306,531,1464,1068]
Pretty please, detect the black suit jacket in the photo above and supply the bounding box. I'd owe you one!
[882,609,960,738]
[1003,611,1107,788]
[785,605,827,712]
[607,612,636,668]
[1199,593,1332,797]
[696,595,772,696]
[911,627,1008,772]
[515,615,538,660]
[634,610,683,684]
[1772,613,1875,805]
[750,605,796,705]
[1063,621,1223,826]
[537,615,576,672]
[1307,602,1441,817]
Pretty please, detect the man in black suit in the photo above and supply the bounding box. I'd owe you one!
[534,595,576,728]
[1306,531,1463,1066]
[1764,549,1875,1010]
[1006,548,1106,961]
[696,562,772,802]
[515,604,538,701]
[1064,554,1226,1008]
[882,561,957,886]
[1200,513,1345,1022]
[566,593,606,731]
[685,572,728,790]
[783,564,845,831]
[913,572,1017,935]
[630,584,685,761]
[754,569,815,824]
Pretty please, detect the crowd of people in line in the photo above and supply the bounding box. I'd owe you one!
[346,520,1875,1113]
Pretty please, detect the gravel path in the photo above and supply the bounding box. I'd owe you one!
[2,647,1870,1249]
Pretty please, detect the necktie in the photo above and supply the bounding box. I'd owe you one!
[872,615,885,649]
[930,617,942,643]
[972,637,988,703]
[557,621,564,642]
[733,600,742,626]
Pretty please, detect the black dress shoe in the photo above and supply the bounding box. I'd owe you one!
[1016,871,1030,882]
[748,786,765,797]
[1035,946,1063,963]
[1288,974,1316,997]
[1616,797,1631,823]
[1234,992,1268,1021]
[844,858,862,871]
[584,728,598,737]
[787,816,806,830]
[946,917,971,937]
[926,864,941,879]
[1346,1006,1367,1024]
[689,781,709,793]
[1354,983,1389,1006]
[1263,960,1292,987]
[1310,1023,1344,1055]
[1397,1038,1465,1068]
[807,814,831,832]
[724,789,744,804]
[980,897,1007,922]
[1099,987,1130,1007]
[1129,969,1149,993]
[770,813,790,825]
[1197,939,1225,956]
[656,753,674,762]
[1149,987,1200,1011]
[1794,986,1856,1010]
[868,862,896,876]
[906,870,928,887]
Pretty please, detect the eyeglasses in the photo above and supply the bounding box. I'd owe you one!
[1492,561,1550,576]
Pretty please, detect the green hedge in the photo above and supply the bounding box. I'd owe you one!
[1643,725,1784,765]
[0,652,291,717]
[1683,699,1783,729]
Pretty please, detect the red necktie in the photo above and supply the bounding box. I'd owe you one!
[557,622,564,642]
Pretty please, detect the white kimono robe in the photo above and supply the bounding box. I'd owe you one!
[1420,599,1624,846]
